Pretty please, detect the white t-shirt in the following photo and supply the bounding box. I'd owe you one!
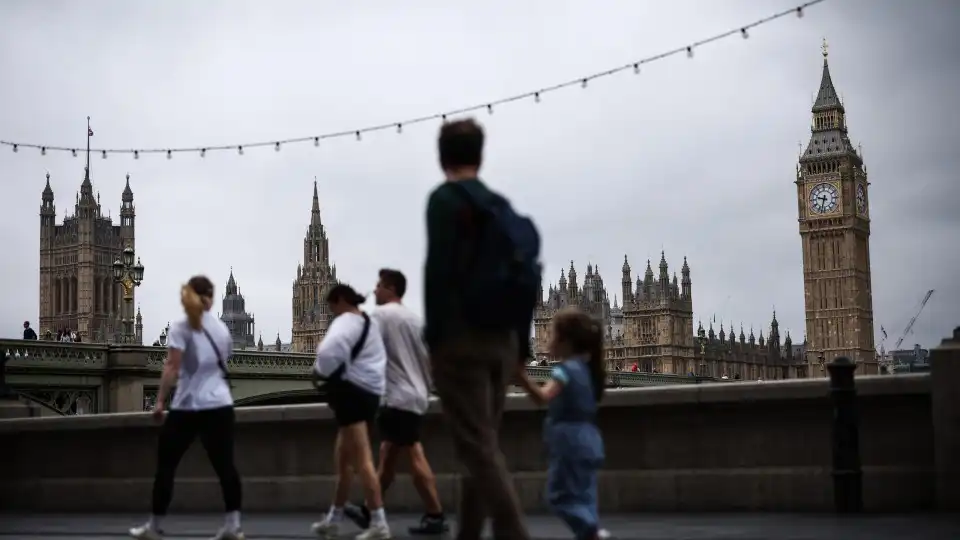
[166,311,234,411]
[372,302,432,415]
[314,312,387,396]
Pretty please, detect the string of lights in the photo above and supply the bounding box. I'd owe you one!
[1,0,823,160]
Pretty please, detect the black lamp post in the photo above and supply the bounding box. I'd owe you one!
[112,246,145,344]
[698,338,707,377]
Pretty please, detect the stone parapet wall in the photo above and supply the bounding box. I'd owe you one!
[0,374,936,513]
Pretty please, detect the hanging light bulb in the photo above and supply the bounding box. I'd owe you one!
[40,147,46,156]
[487,104,493,115]
[741,28,749,39]
[200,149,206,158]
[441,114,447,123]
[796,6,804,18]
[102,150,107,159]
[534,92,540,103]
[71,149,77,157]
[274,142,280,152]
[133,150,139,160]
[355,131,361,141]
[238,146,244,155]
[396,124,402,134]
[686,46,694,58]
[633,63,640,74]
[12,144,17,153]
[581,79,588,89]
[166,150,172,159]
[314,137,319,146]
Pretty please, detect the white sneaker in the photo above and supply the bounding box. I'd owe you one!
[129,523,164,540]
[311,517,340,538]
[356,523,392,540]
[210,526,246,540]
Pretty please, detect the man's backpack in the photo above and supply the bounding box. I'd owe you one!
[453,182,542,331]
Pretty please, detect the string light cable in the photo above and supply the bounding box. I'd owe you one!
[1,0,823,159]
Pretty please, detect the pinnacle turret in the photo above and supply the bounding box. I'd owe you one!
[311,178,321,226]
[42,172,54,202]
[226,268,237,295]
[122,173,133,202]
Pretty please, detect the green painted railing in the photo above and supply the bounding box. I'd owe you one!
[0,339,717,389]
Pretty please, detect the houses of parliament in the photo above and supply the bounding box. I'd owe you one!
[35,46,878,378]
[533,45,878,379]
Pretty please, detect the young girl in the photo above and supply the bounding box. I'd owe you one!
[518,307,610,540]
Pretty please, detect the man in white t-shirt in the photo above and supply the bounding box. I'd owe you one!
[344,269,447,536]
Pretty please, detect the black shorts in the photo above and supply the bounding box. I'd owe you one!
[377,407,423,447]
[327,380,380,428]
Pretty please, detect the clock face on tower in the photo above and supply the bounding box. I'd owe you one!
[856,184,867,215]
[809,182,839,214]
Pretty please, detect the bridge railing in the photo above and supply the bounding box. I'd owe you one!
[0,338,717,400]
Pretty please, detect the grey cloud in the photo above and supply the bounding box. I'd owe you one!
[0,0,957,352]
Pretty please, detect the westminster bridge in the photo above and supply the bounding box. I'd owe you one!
[0,339,714,416]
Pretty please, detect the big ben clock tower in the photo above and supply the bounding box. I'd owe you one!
[797,41,878,376]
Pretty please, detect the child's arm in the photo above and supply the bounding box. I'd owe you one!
[516,364,566,405]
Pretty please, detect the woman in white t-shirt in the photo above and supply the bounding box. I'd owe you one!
[130,276,244,540]
[310,284,391,540]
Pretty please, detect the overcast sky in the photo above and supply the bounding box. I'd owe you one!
[1,0,957,352]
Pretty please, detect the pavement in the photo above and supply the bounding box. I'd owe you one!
[0,513,958,540]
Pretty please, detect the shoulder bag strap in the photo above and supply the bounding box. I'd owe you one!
[201,327,230,380]
[349,312,371,362]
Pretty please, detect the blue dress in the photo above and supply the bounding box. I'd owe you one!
[544,358,605,540]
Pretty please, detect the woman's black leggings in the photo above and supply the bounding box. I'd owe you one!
[151,406,242,515]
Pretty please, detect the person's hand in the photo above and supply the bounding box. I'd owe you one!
[152,402,166,423]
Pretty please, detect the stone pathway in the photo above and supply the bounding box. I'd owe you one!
[0,513,957,539]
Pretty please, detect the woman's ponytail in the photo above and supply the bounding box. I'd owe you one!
[181,284,204,330]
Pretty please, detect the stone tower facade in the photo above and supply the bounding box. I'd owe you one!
[796,43,877,375]
[38,165,134,342]
[291,180,339,353]
[534,253,694,373]
[219,269,256,349]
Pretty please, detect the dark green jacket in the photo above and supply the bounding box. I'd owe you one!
[423,179,532,361]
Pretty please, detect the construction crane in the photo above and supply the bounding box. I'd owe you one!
[894,289,935,350]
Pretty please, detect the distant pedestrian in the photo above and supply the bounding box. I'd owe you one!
[60,329,73,343]
[517,308,610,540]
[129,276,244,540]
[344,269,447,535]
[423,118,541,539]
[22,321,37,340]
[310,284,391,540]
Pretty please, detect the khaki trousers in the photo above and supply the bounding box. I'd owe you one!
[431,329,530,540]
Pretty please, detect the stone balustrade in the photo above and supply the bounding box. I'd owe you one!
[0,371,946,514]
[4,328,955,513]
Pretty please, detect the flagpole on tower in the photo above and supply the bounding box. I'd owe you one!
[85,116,93,177]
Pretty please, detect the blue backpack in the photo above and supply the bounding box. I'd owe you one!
[453,182,542,331]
